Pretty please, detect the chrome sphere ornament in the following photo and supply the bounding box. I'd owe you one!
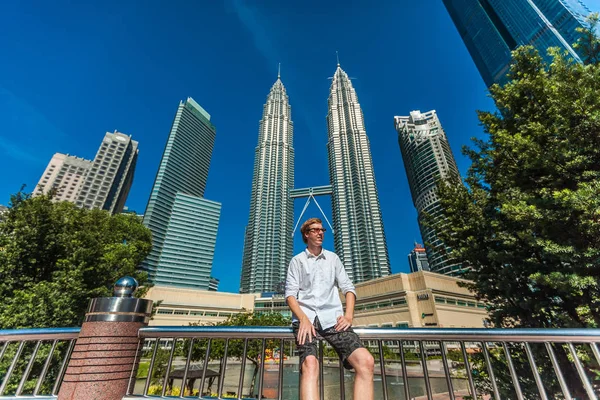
[113,276,139,298]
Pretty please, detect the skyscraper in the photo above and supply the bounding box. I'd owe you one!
[141,98,221,290]
[240,72,294,294]
[327,62,391,283]
[395,110,463,276]
[443,0,591,86]
[76,131,138,214]
[35,153,92,203]
[408,243,430,273]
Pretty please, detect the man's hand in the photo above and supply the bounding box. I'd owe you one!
[334,315,352,332]
[297,317,316,345]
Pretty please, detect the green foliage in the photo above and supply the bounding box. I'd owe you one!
[435,44,600,328]
[575,13,600,65]
[0,191,152,328]
[136,361,149,379]
[432,42,600,398]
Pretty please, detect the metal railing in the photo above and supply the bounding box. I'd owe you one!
[0,328,79,399]
[123,327,600,400]
[1,327,599,399]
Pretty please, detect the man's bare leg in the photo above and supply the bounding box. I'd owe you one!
[347,348,374,400]
[300,355,319,400]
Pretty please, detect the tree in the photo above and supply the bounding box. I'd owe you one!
[575,12,600,65]
[0,191,152,328]
[185,311,290,397]
[432,45,600,397]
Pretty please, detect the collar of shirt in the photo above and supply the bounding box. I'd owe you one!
[304,248,326,259]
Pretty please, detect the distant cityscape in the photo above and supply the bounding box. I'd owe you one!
[4,1,594,305]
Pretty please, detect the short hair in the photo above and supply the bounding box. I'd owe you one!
[300,218,322,244]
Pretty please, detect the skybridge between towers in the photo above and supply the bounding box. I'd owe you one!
[290,185,334,238]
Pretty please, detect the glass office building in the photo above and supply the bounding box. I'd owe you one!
[443,0,591,86]
[141,98,221,290]
[395,110,464,276]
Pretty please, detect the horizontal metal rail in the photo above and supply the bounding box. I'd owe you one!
[139,326,600,342]
[0,328,80,342]
[2,327,600,399]
[128,327,600,400]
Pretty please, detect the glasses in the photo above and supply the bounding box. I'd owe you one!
[308,228,327,234]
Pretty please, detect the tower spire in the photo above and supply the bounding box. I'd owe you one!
[278,62,281,79]
[336,51,340,67]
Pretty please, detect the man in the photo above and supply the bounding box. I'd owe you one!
[285,217,374,400]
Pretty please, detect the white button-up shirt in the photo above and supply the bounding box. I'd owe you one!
[285,248,357,330]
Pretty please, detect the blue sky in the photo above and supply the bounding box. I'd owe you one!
[1,0,598,293]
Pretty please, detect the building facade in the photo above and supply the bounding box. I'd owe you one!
[34,153,92,203]
[408,243,430,273]
[76,131,138,214]
[145,286,258,326]
[345,271,488,329]
[395,110,463,276]
[326,63,391,283]
[152,193,221,290]
[209,277,219,291]
[141,98,221,289]
[240,74,294,293]
[146,271,488,329]
[443,0,591,86]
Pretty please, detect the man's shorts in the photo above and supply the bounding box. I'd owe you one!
[292,316,363,371]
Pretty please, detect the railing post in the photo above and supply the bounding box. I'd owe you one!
[57,277,152,400]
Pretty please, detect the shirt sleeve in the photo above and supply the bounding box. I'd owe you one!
[285,257,300,300]
[334,255,356,298]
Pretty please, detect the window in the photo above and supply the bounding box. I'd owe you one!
[157,309,174,315]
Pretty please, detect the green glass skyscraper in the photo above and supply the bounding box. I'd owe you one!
[141,98,221,289]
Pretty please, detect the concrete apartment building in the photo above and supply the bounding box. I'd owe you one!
[34,153,92,202]
[76,131,139,214]
[34,131,138,215]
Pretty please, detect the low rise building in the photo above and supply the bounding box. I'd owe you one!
[254,292,291,319]
[346,271,488,329]
[145,286,258,326]
[144,271,488,331]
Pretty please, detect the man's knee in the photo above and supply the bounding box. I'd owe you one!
[351,349,374,375]
[302,355,319,376]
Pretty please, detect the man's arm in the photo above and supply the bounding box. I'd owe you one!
[334,291,355,332]
[285,259,316,344]
[334,256,357,332]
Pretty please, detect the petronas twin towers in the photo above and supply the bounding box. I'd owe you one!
[240,72,295,294]
[240,63,390,294]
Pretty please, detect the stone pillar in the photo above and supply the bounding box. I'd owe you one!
[58,277,152,400]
